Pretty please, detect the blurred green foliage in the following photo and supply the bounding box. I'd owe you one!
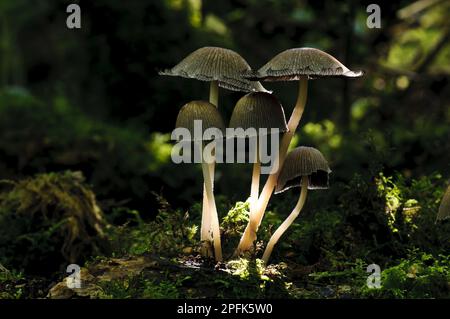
[0,88,206,212]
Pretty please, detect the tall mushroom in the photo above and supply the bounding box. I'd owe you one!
[175,101,225,261]
[236,47,362,254]
[160,47,268,100]
[262,146,331,264]
[437,185,450,222]
[228,92,288,215]
[160,47,267,256]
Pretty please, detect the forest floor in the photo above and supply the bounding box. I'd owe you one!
[0,171,449,299]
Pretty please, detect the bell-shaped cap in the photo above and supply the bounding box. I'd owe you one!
[228,92,288,138]
[160,46,268,93]
[246,47,363,81]
[275,146,331,193]
[175,101,225,142]
[437,185,450,221]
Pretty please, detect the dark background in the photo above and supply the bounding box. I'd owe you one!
[0,0,448,218]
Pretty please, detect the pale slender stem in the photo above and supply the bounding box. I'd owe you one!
[201,179,213,256]
[200,81,219,256]
[262,178,308,264]
[250,139,260,216]
[235,77,309,255]
[201,159,223,262]
[209,81,219,107]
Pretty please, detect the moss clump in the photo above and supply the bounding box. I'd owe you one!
[361,252,450,298]
[0,171,109,275]
[221,201,250,235]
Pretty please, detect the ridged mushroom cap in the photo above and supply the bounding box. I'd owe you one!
[228,92,288,138]
[160,47,268,93]
[175,101,225,142]
[437,185,450,221]
[246,47,363,81]
[275,146,331,193]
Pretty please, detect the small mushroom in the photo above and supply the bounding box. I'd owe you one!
[228,92,288,215]
[175,101,225,262]
[261,146,331,264]
[237,48,362,254]
[161,47,267,255]
[437,185,450,222]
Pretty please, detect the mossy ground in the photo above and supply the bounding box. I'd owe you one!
[0,171,449,299]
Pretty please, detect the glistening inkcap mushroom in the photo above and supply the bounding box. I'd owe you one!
[437,185,450,222]
[261,146,331,264]
[175,100,225,262]
[237,47,362,254]
[160,46,268,105]
[229,92,288,216]
[160,47,268,255]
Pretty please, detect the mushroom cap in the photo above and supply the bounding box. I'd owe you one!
[159,46,269,93]
[437,185,450,221]
[246,47,363,81]
[275,146,331,193]
[175,100,225,141]
[228,92,288,138]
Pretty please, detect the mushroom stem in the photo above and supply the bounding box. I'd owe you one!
[262,177,308,264]
[209,80,219,107]
[250,138,260,216]
[200,80,220,257]
[235,77,308,255]
[200,178,214,256]
[200,142,222,262]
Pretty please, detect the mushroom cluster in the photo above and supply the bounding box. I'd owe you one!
[160,46,363,264]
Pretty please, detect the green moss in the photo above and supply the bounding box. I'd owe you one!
[222,201,250,234]
[98,274,186,299]
[1,168,444,299]
[142,278,184,299]
[361,252,450,298]
[94,257,290,299]
[0,266,24,299]
[376,173,402,233]
[108,195,198,257]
